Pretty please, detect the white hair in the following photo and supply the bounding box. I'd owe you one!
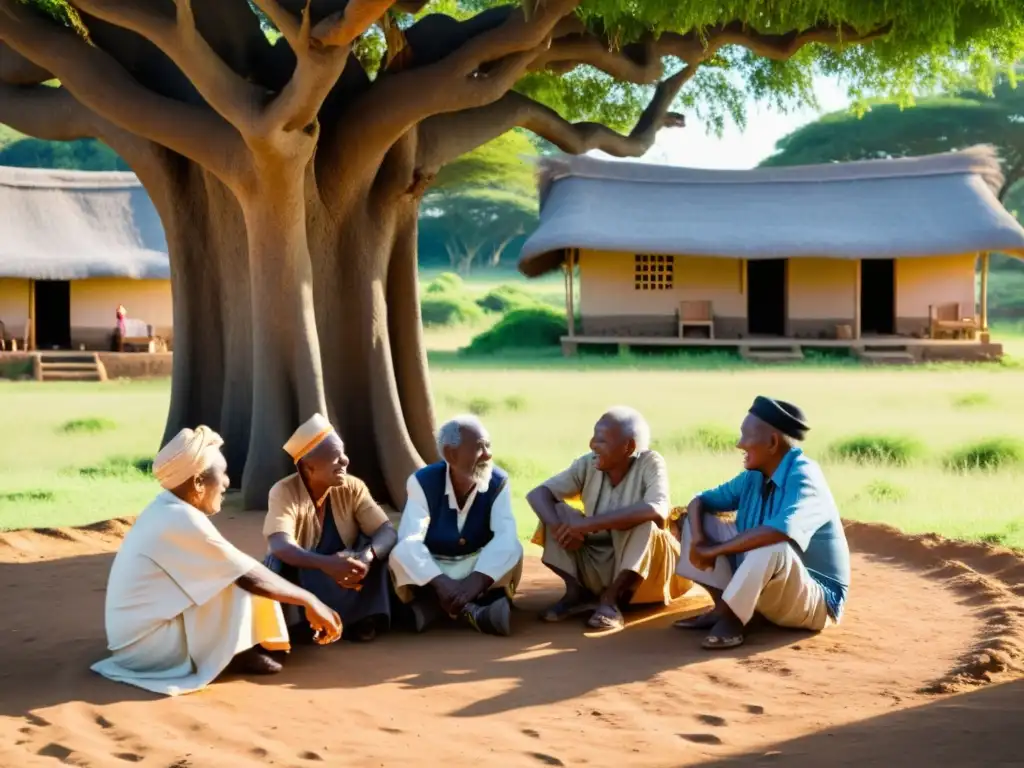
[436,414,488,457]
[602,406,651,452]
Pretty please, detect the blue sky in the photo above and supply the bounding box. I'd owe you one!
[624,75,852,169]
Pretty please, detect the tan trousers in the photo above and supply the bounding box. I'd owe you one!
[392,553,523,605]
[542,520,691,605]
[675,512,831,630]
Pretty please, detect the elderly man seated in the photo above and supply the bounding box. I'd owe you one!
[390,415,523,637]
[527,406,691,631]
[674,396,851,650]
[91,427,341,696]
[263,414,398,643]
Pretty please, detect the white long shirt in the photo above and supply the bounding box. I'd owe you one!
[390,465,522,588]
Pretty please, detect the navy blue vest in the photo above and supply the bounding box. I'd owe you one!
[417,462,508,558]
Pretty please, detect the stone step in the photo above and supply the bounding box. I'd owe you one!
[856,350,916,365]
[34,352,106,382]
[741,345,804,363]
[40,370,103,382]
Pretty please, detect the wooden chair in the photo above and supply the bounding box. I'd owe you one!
[0,319,29,351]
[929,302,978,340]
[678,300,715,339]
[119,318,158,352]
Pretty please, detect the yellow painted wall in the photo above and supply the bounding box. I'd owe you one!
[0,279,31,335]
[787,258,856,319]
[896,254,977,318]
[70,278,173,334]
[578,250,746,317]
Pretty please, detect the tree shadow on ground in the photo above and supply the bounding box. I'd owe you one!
[692,678,1024,767]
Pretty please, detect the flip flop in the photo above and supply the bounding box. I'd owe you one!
[540,598,597,623]
[701,633,745,650]
[672,611,719,630]
[586,605,625,631]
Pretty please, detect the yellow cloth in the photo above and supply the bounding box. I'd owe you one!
[283,413,334,463]
[92,491,289,697]
[263,473,389,551]
[153,426,224,490]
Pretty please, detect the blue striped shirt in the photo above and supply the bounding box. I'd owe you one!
[698,448,850,620]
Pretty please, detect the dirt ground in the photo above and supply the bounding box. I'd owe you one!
[0,512,1021,767]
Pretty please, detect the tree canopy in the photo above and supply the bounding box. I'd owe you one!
[3,0,1023,508]
[761,72,1024,200]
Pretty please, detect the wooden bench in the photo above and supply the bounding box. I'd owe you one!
[118,318,160,352]
[678,300,715,339]
[929,302,978,340]
[0,319,28,352]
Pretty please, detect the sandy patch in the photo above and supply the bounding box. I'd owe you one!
[0,513,1021,767]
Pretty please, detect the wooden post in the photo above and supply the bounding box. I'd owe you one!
[566,248,576,338]
[980,252,990,331]
[853,260,862,340]
[27,278,36,351]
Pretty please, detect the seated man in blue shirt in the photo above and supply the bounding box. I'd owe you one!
[675,396,850,650]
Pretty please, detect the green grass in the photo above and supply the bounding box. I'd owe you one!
[3,361,1023,550]
[827,434,925,466]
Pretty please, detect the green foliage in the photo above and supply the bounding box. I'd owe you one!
[78,455,154,479]
[476,284,540,313]
[423,272,465,294]
[421,131,538,271]
[59,418,116,434]
[0,137,128,171]
[863,480,908,503]
[945,438,1024,471]
[462,306,567,355]
[0,489,55,504]
[828,434,925,466]
[419,294,485,327]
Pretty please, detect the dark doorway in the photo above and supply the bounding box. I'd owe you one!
[34,280,71,350]
[747,259,787,336]
[860,259,896,335]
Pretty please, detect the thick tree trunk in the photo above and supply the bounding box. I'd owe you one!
[239,169,329,509]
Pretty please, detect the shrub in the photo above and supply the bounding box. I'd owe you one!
[420,294,485,328]
[951,391,992,409]
[827,434,924,466]
[59,418,116,434]
[423,272,464,295]
[945,438,1024,471]
[476,284,539,314]
[462,306,566,355]
[79,455,154,479]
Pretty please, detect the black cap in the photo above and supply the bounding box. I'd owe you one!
[748,396,809,441]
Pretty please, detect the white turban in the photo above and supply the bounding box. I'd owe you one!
[283,413,335,464]
[153,426,225,491]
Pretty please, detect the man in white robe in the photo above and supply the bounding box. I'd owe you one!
[390,415,523,636]
[91,426,342,696]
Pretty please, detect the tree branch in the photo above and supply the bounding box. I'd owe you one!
[0,40,50,84]
[532,35,664,84]
[0,82,98,141]
[0,0,243,176]
[418,67,691,173]
[70,0,264,130]
[313,0,398,48]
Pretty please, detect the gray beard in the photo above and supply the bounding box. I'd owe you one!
[472,462,494,487]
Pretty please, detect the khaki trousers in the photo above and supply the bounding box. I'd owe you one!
[542,520,691,605]
[675,512,831,630]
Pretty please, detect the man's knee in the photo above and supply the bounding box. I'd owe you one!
[741,541,793,572]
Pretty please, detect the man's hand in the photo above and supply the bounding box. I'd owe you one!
[450,572,494,614]
[320,552,369,589]
[552,503,587,551]
[430,574,463,616]
[305,597,342,645]
[690,541,718,572]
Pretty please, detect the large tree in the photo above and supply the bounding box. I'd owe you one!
[2,0,1021,509]
[761,72,1024,201]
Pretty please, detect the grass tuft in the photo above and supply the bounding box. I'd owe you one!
[950,391,992,409]
[59,418,116,434]
[78,456,154,480]
[0,489,56,504]
[828,434,924,466]
[864,480,907,503]
[945,438,1024,471]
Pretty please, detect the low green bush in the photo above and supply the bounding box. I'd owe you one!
[476,284,539,313]
[423,272,465,295]
[59,418,116,434]
[827,434,924,466]
[78,456,154,480]
[462,306,566,355]
[420,294,485,327]
[945,438,1024,471]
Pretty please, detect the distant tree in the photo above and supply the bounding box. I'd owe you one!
[0,135,127,170]
[761,73,1024,202]
[420,130,537,274]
